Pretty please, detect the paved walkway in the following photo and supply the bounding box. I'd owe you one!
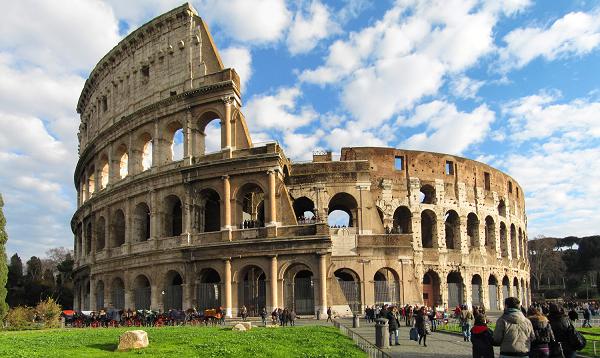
[336,318,500,358]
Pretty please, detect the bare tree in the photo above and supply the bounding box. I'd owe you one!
[528,235,565,289]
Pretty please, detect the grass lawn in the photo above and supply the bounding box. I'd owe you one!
[0,325,366,358]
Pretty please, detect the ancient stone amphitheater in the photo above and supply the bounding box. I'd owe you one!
[72,3,530,316]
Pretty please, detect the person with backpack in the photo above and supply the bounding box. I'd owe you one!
[548,303,586,358]
[527,307,555,358]
[460,304,475,342]
[415,306,430,347]
[386,306,401,346]
[582,306,592,328]
[471,314,494,358]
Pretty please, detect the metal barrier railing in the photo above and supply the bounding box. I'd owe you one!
[333,320,391,358]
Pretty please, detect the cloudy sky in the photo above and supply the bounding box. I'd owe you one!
[1,0,600,260]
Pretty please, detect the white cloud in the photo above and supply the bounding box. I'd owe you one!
[324,122,388,150]
[500,9,600,70]
[282,131,323,161]
[450,75,485,99]
[399,101,495,155]
[286,1,340,55]
[220,46,253,89]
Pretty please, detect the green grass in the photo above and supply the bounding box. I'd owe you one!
[0,325,366,358]
[580,327,600,357]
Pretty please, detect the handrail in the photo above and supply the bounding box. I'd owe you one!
[333,319,392,358]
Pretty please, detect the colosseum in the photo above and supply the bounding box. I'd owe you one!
[71,3,530,317]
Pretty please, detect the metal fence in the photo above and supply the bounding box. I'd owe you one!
[333,320,391,358]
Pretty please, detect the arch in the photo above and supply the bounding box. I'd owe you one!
[283,263,315,315]
[293,196,315,222]
[392,206,412,234]
[85,221,92,255]
[422,270,441,307]
[444,210,460,249]
[498,199,507,217]
[520,278,526,306]
[133,202,151,242]
[95,216,106,251]
[334,268,361,314]
[165,121,184,162]
[420,184,436,204]
[467,213,480,248]
[447,271,464,308]
[512,277,519,303]
[328,192,358,227]
[471,274,483,307]
[87,167,95,195]
[99,154,109,189]
[518,228,524,260]
[484,216,495,249]
[488,275,499,310]
[237,183,265,228]
[510,224,517,258]
[164,270,183,311]
[238,265,267,316]
[116,143,128,179]
[138,132,153,171]
[197,268,222,311]
[198,189,221,232]
[111,209,125,247]
[421,209,437,248]
[374,267,400,306]
[500,222,508,257]
[133,274,151,310]
[95,281,105,310]
[196,110,223,155]
[111,277,125,310]
[164,195,183,236]
[502,275,510,302]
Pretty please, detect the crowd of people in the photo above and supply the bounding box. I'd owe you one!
[239,305,298,326]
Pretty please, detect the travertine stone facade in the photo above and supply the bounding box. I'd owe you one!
[72,3,530,317]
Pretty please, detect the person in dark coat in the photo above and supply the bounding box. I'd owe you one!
[548,303,576,358]
[387,306,401,346]
[471,314,494,358]
[528,307,555,358]
[415,306,430,347]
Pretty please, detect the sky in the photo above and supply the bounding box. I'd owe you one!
[1,0,600,260]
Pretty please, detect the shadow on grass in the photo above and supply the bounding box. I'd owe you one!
[87,343,117,352]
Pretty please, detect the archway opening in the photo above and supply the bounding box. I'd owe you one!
[165,195,183,236]
[95,217,106,251]
[392,206,412,234]
[85,222,92,255]
[328,192,358,228]
[140,133,153,171]
[500,223,508,257]
[198,189,221,232]
[420,184,436,204]
[512,277,519,303]
[238,183,265,228]
[422,271,441,307]
[96,281,105,310]
[510,224,517,258]
[444,210,460,249]
[111,277,125,310]
[502,276,510,302]
[117,144,128,179]
[284,265,315,315]
[197,268,221,311]
[164,271,183,311]
[133,275,151,310]
[111,210,125,247]
[471,275,483,307]
[133,202,151,242]
[166,121,184,162]
[334,268,361,314]
[467,213,479,248]
[374,268,400,306]
[447,272,464,309]
[196,112,222,155]
[293,196,315,223]
[498,199,506,217]
[485,216,495,249]
[100,155,109,189]
[421,209,437,248]
[239,265,266,317]
[488,275,499,310]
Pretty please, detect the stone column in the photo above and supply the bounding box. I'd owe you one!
[184,186,192,243]
[150,190,159,240]
[270,256,278,311]
[124,289,133,310]
[497,285,504,310]
[107,143,115,185]
[267,170,277,226]
[221,176,231,229]
[222,97,232,149]
[481,276,489,310]
[182,283,193,310]
[184,110,192,160]
[151,285,161,311]
[319,254,328,315]
[89,279,96,311]
[224,258,232,317]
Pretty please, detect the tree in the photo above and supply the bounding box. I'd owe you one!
[0,193,8,320]
[7,253,23,287]
[528,235,565,289]
[26,256,43,283]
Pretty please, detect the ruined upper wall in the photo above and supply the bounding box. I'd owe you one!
[76,3,229,154]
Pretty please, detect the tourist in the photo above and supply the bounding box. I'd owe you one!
[527,307,555,358]
[460,304,474,342]
[272,308,279,324]
[241,305,248,321]
[386,306,401,346]
[568,307,579,324]
[415,306,430,347]
[289,309,296,326]
[471,314,494,358]
[327,307,333,322]
[492,297,535,358]
[548,303,577,358]
[583,305,592,328]
[428,306,437,332]
[260,307,267,326]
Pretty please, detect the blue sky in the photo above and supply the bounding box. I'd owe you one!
[1,0,600,260]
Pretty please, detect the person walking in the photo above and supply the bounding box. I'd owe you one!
[240,305,248,321]
[583,305,592,328]
[493,297,535,358]
[548,303,577,358]
[289,309,296,326]
[471,315,494,358]
[260,307,267,326]
[415,306,430,347]
[386,306,401,346]
[461,304,475,342]
[527,307,555,358]
[326,307,333,322]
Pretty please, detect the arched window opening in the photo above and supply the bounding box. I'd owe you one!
[197,268,221,311]
[85,222,92,255]
[283,264,315,315]
[421,209,436,248]
[133,202,151,242]
[502,276,510,301]
[239,265,267,316]
[488,275,499,310]
[95,281,104,310]
[471,275,483,306]
[447,272,464,308]
[328,192,358,228]
[167,121,184,162]
[111,277,125,310]
[196,112,222,156]
[500,222,508,257]
[95,216,105,251]
[498,199,506,217]
[334,268,361,314]
[467,213,480,247]
[513,277,519,301]
[374,268,400,306]
[392,206,412,234]
[111,209,125,247]
[88,169,95,195]
[238,183,265,228]
[198,189,221,232]
[444,210,460,249]
[293,196,316,224]
[485,216,495,249]
[100,155,109,189]
[165,195,182,236]
[164,271,183,311]
[133,275,151,310]
[518,228,524,259]
[141,134,153,171]
[420,184,436,204]
[510,224,517,258]
[422,270,441,307]
[118,144,128,179]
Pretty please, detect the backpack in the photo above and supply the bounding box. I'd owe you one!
[567,324,586,351]
[534,323,552,344]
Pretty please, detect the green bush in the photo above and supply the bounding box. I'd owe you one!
[35,298,62,328]
[5,306,35,329]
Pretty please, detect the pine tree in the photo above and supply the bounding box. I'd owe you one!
[0,194,9,320]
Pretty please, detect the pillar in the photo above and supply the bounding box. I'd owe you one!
[319,254,327,314]
[182,283,193,310]
[270,256,278,311]
[184,110,192,160]
[124,289,133,310]
[497,284,504,310]
[267,170,277,226]
[150,190,159,240]
[222,97,232,149]
[89,280,96,311]
[151,285,161,311]
[184,186,192,238]
[221,176,231,230]
[224,258,232,317]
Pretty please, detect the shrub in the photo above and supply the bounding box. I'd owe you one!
[6,306,35,329]
[35,298,62,328]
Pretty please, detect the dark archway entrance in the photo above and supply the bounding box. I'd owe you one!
[164,271,183,311]
[422,270,440,307]
[284,265,315,315]
[239,265,266,316]
[197,268,221,311]
[374,268,400,306]
[447,272,464,308]
[334,268,361,314]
